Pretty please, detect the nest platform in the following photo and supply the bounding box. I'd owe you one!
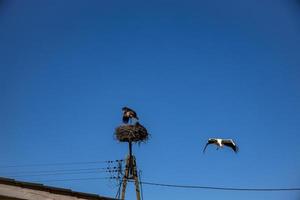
[115,123,149,143]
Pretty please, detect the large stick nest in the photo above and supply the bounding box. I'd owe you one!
[115,123,149,143]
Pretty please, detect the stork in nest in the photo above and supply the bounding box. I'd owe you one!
[122,107,139,124]
[203,138,238,153]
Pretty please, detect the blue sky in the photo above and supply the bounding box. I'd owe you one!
[0,0,300,199]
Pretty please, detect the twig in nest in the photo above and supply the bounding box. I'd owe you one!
[115,122,149,143]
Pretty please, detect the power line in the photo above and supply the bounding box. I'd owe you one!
[4,170,120,178]
[139,171,144,200]
[128,180,300,192]
[35,177,114,183]
[115,177,123,199]
[114,160,123,199]
[1,167,119,175]
[16,176,300,192]
[0,160,123,169]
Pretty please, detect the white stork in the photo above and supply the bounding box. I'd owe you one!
[203,138,238,153]
[122,107,139,124]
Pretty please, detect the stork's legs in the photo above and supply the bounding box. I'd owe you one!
[129,118,138,125]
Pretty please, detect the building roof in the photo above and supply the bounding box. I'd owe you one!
[0,177,115,200]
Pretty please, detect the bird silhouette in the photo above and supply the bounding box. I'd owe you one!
[122,107,139,124]
[203,138,239,153]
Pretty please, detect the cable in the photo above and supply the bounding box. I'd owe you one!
[114,160,124,199]
[1,167,119,175]
[115,177,123,199]
[0,160,124,168]
[17,176,300,192]
[128,180,300,192]
[4,170,120,178]
[139,171,144,200]
[34,177,114,183]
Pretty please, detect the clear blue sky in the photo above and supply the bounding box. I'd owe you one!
[1,0,300,199]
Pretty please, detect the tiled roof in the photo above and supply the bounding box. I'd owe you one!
[0,177,115,200]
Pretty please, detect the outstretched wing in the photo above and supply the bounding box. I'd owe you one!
[222,139,238,153]
[203,139,217,153]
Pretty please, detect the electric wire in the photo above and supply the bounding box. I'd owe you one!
[0,160,123,169]
[4,170,120,178]
[139,171,144,200]
[127,180,300,192]
[34,177,114,183]
[115,177,123,199]
[7,176,299,192]
[1,167,119,175]
[114,160,124,199]
[2,160,299,192]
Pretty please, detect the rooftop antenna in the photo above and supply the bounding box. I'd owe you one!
[115,109,149,200]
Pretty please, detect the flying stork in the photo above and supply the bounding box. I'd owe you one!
[122,107,139,124]
[203,138,238,153]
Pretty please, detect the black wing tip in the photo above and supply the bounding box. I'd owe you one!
[231,144,239,153]
[234,145,239,153]
[203,143,210,154]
